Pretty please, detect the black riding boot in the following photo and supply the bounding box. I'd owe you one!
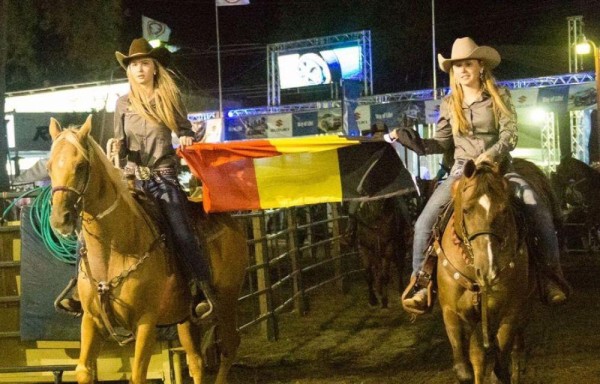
[540,264,572,306]
[54,277,82,316]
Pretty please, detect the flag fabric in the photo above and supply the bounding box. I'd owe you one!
[142,15,172,42]
[179,135,417,213]
[216,0,250,6]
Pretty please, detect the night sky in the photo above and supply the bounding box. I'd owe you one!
[122,0,600,106]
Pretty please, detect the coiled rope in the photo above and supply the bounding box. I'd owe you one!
[2,186,78,265]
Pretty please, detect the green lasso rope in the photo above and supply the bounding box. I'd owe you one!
[27,186,78,265]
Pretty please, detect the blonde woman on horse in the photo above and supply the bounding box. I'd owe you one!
[58,38,217,320]
[391,37,570,313]
[114,37,217,320]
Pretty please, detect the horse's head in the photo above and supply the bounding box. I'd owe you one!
[47,115,93,235]
[452,159,516,285]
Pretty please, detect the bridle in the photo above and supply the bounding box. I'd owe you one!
[454,179,510,266]
[49,131,120,222]
[49,133,91,213]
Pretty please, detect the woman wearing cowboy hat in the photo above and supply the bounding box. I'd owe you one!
[113,37,218,320]
[391,37,570,313]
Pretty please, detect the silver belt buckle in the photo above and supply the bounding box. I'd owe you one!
[135,166,151,180]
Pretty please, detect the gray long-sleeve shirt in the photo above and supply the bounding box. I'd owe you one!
[423,87,518,175]
[114,94,193,170]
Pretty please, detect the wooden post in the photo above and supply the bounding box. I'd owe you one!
[331,203,345,292]
[287,207,308,315]
[252,212,277,340]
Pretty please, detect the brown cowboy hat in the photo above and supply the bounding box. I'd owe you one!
[115,37,171,69]
[437,37,500,73]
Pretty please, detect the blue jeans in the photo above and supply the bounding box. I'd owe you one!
[142,174,210,281]
[411,173,560,275]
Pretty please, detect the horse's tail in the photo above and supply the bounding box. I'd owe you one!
[511,158,563,227]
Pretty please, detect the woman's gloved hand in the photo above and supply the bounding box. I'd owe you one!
[390,127,426,155]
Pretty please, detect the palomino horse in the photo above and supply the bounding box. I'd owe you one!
[437,159,538,384]
[47,115,248,384]
[356,197,409,308]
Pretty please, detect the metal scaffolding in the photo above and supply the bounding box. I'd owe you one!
[570,109,588,162]
[568,16,585,73]
[541,111,559,173]
[219,72,595,117]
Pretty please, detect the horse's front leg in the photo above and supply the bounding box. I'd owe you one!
[380,254,391,309]
[177,321,203,384]
[469,327,494,384]
[361,248,378,307]
[494,322,520,384]
[441,307,473,384]
[131,317,158,384]
[76,313,104,384]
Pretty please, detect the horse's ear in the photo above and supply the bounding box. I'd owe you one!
[463,159,476,178]
[77,114,93,140]
[49,118,62,141]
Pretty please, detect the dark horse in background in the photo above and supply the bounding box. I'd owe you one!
[436,158,561,384]
[552,155,600,250]
[355,196,411,309]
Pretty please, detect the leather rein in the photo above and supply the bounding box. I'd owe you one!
[50,132,157,345]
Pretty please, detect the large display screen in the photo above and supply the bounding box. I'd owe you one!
[278,44,363,89]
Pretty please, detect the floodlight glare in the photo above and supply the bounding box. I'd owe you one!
[576,42,591,55]
[530,108,547,123]
[148,39,162,48]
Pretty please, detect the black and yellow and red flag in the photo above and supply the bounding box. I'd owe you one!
[179,135,417,213]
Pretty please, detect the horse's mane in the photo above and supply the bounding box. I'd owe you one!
[469,163,509,201]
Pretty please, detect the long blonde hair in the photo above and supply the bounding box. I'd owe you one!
[126,60,187,133]
[448,65,512,136]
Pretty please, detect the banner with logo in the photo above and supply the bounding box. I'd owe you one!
[142,15,172,42]
[265,113,293,138]
[424,99,442,125]
[292,112,319,136]
[317,108,344,135]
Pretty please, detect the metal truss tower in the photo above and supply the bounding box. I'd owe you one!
[570,109,588,162]
[568,16,584,73]
[541,111,559,173]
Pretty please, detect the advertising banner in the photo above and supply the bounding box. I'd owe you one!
[317,108,344,135]
[13,112,89,151]
[369,101,426,132]
[292,112,319,136]
[265,113,293,138]
[424,99,442,125]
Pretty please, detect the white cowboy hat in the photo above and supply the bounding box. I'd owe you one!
[438,37,501,73]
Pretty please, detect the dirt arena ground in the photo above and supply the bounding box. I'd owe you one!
[223,251,600,384]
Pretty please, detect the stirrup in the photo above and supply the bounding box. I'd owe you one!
[194,300,214,320]
[194,281,218,321]
[401,275,434,315]
[54,278,82,316]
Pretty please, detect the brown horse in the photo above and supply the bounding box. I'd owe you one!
[47,115,248,384]
[437,160,535,384]
[356,197,408,308]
